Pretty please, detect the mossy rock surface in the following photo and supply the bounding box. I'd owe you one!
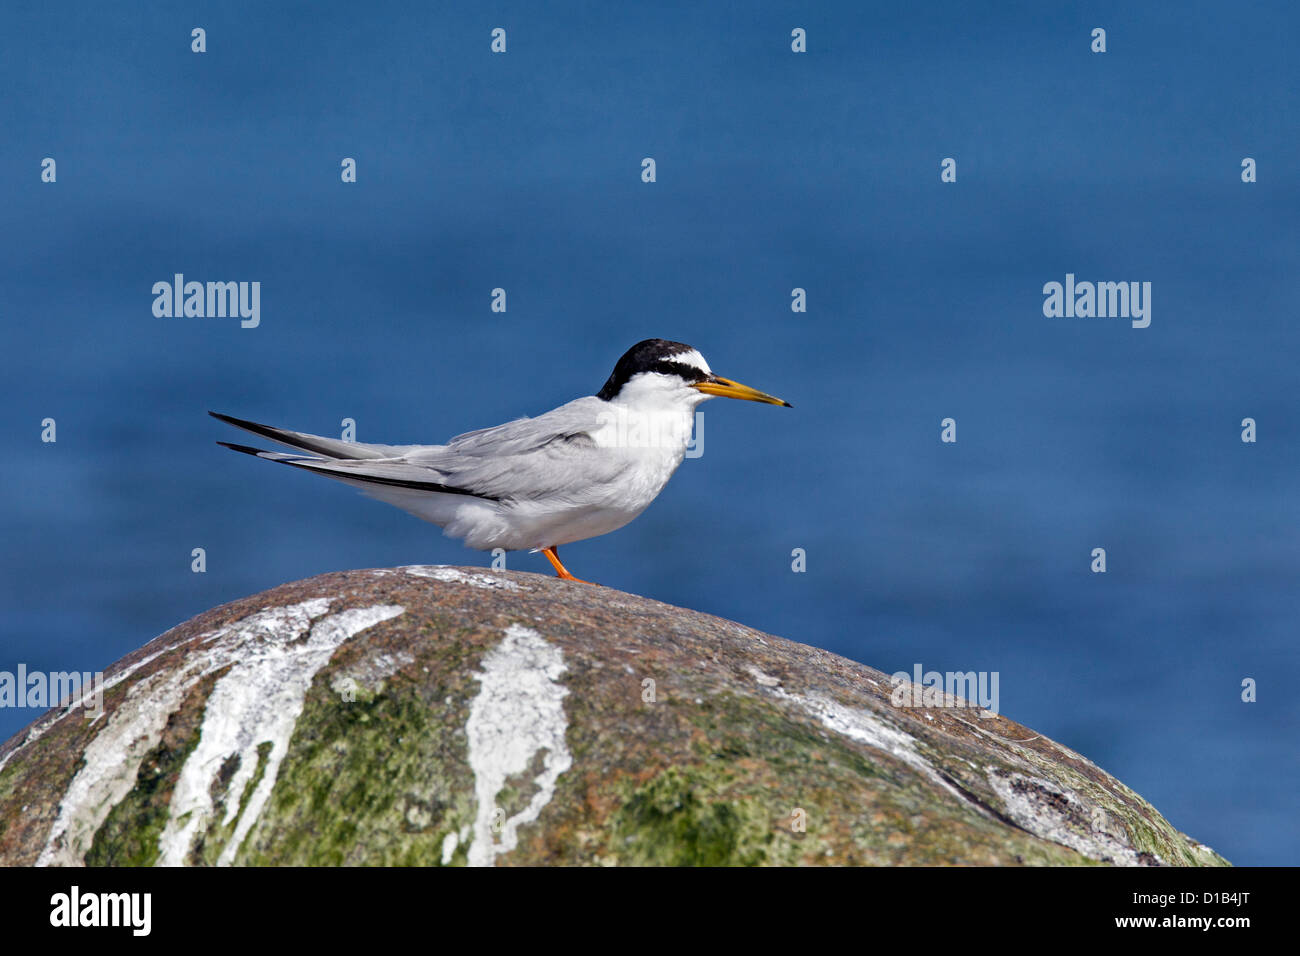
[0,566,1229,867]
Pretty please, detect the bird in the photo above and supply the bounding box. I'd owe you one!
[211,338,790,583]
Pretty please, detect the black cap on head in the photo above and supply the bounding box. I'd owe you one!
[596,339,707,400]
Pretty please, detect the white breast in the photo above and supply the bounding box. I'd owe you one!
[394,374,707,553]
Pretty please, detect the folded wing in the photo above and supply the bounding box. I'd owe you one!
[210,398,631,505]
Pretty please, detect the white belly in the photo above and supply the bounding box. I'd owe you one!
[362,396,699,552]
[492,442,686,550]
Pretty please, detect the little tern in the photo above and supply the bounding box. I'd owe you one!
[211,339,790,582]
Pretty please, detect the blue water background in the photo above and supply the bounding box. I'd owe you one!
[1,2,1295,864]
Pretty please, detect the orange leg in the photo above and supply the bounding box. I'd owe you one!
[542,547,596,584]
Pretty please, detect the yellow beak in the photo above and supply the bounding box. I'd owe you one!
[691,375,792,407]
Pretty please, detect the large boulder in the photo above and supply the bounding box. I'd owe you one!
[0,567,1228,866]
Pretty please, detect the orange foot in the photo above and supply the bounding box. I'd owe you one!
[542,547,597,584]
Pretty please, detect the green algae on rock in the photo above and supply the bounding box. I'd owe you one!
[0,566,1229,867]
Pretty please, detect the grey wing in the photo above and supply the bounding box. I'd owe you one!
[405,396,630,500]
[437,397,607,456]
[216,397,628,502]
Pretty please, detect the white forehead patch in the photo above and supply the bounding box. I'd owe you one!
[674,349,711,375]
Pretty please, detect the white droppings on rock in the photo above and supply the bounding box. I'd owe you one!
[755,674,968,806]
[464,624,572,867]
[440,829,459,865]
[986,769,1150,866]
[402,565,522,591]
[37,599,335,866]
[156,603,405,866]
[36,667,191,867]
[0,638,189,777]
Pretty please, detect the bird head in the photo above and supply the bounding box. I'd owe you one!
[596,339,792,409]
